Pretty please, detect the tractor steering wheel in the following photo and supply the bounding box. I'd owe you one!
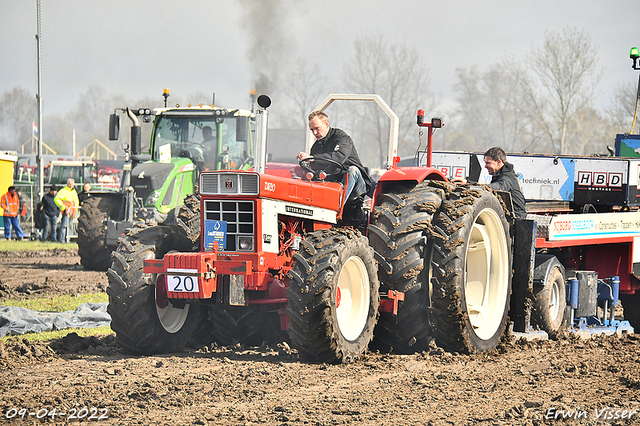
[298,156,346,181]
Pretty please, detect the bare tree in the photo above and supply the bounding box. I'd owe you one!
[281,59,329,128]
[0,87,37,152]
[453,60,540,153]
[520,27,601,154]
[342,35,435,167]
[607,80,640,134]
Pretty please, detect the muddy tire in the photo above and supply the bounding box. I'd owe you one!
[430,184,512,353]
[287,228,379,363]
[77,196,115,271]
[368,181,444,353]
[107,223,201,354]
[210,305,286,347]
[620,292,640,331]
[166,193,201,249]
[532,260,567,334]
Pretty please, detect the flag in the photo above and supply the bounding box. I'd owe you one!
[33,121,38,137]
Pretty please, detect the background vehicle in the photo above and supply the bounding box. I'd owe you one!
[77,90,256,271]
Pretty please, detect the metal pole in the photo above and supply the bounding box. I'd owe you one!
[35,0,44,202]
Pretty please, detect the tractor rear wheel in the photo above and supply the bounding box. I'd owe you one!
[107,223,203,354]
[368,181,444,353]
[430,184,512,353]
[77,196,116,271]
[287,228,379,363]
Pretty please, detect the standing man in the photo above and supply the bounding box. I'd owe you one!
[40,185,60,242]
[453,147,527,218]
[78,182,91,204]
[298,111,373,226]
[1,186,25,240]
[54,178,79,243]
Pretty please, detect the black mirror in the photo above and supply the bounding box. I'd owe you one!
[109,114,120,140]
[236,116,249,142]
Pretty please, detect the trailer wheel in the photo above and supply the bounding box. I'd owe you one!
[287,228,379,363]
[532,265,566,333]
[368,181,444,353]
[106,223,202,354]
[620,292,640,331]
[77,196,116,271]
[210,305,286,347]
[430,185,512,353]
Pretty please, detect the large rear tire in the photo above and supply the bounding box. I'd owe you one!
[368,181,444,353]
[287,228,379,363]
[107,223,202,354]
[77,196,115,271]
[430,184,512,353]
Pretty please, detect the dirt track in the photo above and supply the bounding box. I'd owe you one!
[1,250,640,425]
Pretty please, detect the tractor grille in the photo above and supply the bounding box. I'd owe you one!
[200,172,259,195]
[204,200,255,252]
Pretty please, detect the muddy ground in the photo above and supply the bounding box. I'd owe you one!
[1,250,639,425]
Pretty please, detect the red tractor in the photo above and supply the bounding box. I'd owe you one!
[107,94,514,362]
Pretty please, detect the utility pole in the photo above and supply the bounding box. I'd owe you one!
[35,0,44,201]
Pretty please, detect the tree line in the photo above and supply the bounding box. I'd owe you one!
[0,27,637,168]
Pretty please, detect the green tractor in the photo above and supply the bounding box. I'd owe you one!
[77,90,256,271]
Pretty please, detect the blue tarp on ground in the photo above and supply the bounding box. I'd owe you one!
[0,303,110,337]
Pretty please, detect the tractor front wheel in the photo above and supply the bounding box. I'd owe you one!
[287,228,379,363]
[107,224,202,354]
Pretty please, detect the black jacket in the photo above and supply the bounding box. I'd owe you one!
[309,128,372,192]
[41,192,60,218]
[490,162,527,218]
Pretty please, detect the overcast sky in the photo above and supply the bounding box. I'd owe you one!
[1,0,638,119]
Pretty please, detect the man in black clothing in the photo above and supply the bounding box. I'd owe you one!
[452,147,526,218]
[297,111,372,225]
[483,147,527,218]
[79,182,91,204]
[40,185,61,242]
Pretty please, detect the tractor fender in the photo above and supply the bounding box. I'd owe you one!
[372,167,446,199]
[533,254,566,285]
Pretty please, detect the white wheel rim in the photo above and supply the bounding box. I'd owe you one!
[155,275,190,334]
[336,256,370,341]
[549,274,562,323]
[465,208,509,341]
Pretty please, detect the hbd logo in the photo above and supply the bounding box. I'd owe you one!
[577,171,622,189]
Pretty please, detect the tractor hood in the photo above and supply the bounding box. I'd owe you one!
[131,162,175,201]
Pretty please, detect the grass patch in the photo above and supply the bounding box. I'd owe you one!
[0,240,78,252]
[1,326,114,343]
[1,292,108,312]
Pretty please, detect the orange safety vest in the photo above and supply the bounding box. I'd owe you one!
[1,192,20,217]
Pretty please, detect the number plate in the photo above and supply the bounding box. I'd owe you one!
[167,275,200,293]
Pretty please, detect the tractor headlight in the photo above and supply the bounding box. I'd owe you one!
[146,190,161,205]
[238,236,254,251]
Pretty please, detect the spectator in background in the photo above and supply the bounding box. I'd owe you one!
[54,178,79,243]
[79,182,91,204]
[1,186,24,240]
[40,185,60,242]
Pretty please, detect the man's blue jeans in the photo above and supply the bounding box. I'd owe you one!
[58,212,70,243]
[42,214,58,242]
[342,166,367,205]
[3,216,24,239]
